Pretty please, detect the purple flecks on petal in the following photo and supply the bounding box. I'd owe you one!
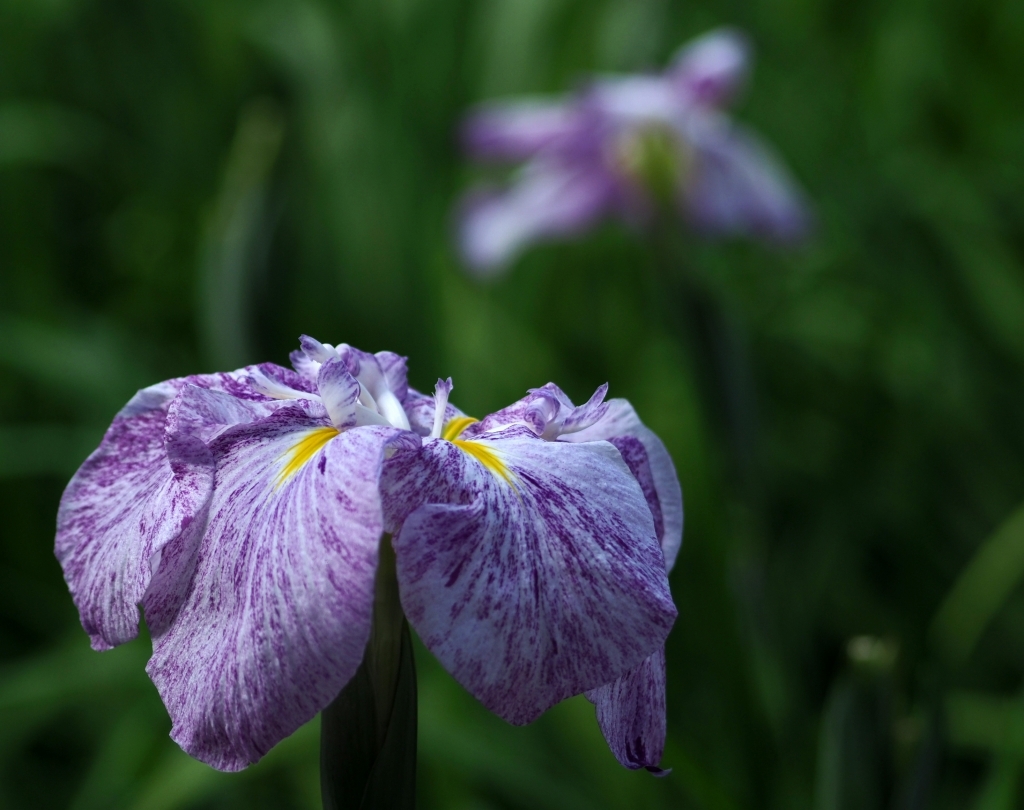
[403,388,464,439]
[55,365,289,652]
[375,351,409,403]
[586,647,667,772]
[289,349,320,384]
[55,381,213,650]
[560,399,683,572]
[317,358,361,429]
[298,334,336,364]
[386,435,676,725]
[148,409,410,771]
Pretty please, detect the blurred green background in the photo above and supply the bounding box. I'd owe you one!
[2,0,1024,807]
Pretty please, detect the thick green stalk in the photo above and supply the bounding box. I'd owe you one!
[320,535,417,810]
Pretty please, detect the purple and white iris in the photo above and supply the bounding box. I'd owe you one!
[55,336,681,774]
[458,28,810,274]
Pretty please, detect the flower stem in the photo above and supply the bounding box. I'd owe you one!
[320,534,417,810]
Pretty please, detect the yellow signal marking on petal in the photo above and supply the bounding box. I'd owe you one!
[451,439,516,486]
[442,416,478,442]
[275,426,340,488]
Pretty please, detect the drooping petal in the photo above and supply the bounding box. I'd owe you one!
[55,382,213,651]
[459,161,617,275]
[55,368,286,651]
[461,99,587,160]
[561,399,682,571]
[683,115,810,244]
[148,402,417,771]
[384,434,676,725]
[670,27,750,108]
[585,647,668,774]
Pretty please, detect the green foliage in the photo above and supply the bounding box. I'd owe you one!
[1,0,1024,807]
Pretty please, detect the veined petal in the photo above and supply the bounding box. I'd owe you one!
[561,399,682,572]
[585,647,668,774]
[375,351,409,403]
[317,357,361,429]
[148,407,416,771]
[385,434,676,724]
[684,115,811,244]
[670,28,750,108]
[55,382,212,651]
[461,98,587,160]
[55,368,288,651]
[459,162,617,275]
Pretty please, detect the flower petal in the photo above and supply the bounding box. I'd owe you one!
[147,405,416,771]
[461,99,586,160]
[459,162,616,275]
[585,647,668,774]
[55,368,286,651]
[560,399,682,572]
[670,28,750,108]
[684,116,811,243]
[385,435,676,724]
[55,382,212,651]
[317,357,361,429]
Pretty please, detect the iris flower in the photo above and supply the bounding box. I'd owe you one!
[56,337,681,773]
[458,27,810,274]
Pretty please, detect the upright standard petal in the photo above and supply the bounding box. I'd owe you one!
[383,429,676,725]
[670,27,750,108]
[148,398,416,771]
[459,162,617,275]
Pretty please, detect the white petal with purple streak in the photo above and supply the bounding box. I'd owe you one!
[585,647,668,774]
[148,403,415,771]
[383,432,676,725]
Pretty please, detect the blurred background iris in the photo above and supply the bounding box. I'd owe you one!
[2,0,1024,808]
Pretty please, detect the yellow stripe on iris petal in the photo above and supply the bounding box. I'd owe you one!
[451,438,516,486]
[442,416,478,441]
[275,426,339,489]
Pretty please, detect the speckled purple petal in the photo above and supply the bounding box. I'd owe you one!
[670,27,750,108]
[459,161,617,275]
[684,115,810,244]
[402,387,463,438]
[375,351,409,403]
[147,405,415,771]
[585,647,668,774]
[317,358,361,429]
[54,368,289,651]
[55,382,212,651]
[561,399,682,571]
[461,99,587,160]
[384,434,676,725]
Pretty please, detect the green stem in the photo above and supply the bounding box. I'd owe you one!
[320,535,417,810]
